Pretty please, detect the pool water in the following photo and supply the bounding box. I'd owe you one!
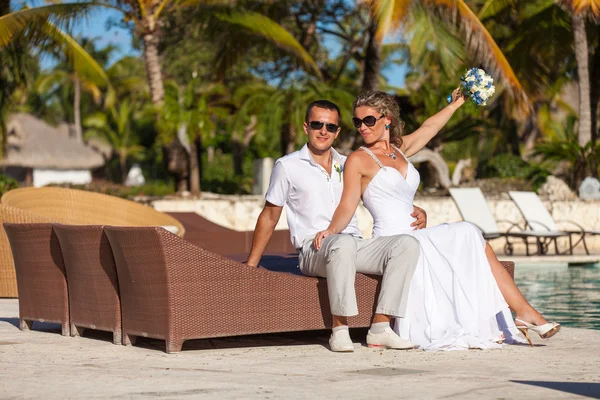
[515,264,600,330]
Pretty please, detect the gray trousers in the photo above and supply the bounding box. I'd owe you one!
[298,234,420,318]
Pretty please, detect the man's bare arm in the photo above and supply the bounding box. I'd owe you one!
[246,201,284,267]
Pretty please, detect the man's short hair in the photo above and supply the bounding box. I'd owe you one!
[305,100,341,123]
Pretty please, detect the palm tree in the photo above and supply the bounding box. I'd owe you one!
[159,79,230,194]
[0,2,111,155]
[37,38,116,143]
[365,0,531,117]
[559,0,600,147]
[84,100,146,183]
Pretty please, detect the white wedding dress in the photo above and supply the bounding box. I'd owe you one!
[360,146,522,351]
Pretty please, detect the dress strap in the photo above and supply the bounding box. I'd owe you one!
[360,146,384,168]
[391,145,408,161]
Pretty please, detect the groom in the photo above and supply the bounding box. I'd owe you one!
[247,100,426,352]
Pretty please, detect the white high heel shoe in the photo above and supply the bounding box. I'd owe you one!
[515,319,561,347]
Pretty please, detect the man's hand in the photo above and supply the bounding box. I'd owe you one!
[410,205,427,230]
[246,202,283,268]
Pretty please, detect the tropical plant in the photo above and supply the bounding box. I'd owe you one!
[365,0,532,117]
[535,114,600,187]
[559,0,600,147]
[83,100,146,183]
[158,79,230,194]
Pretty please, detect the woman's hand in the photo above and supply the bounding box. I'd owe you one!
[410,206,427,230]
[313,229,335,250]
[449,87,466,108]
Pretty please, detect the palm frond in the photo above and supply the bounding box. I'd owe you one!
[216,11,322,79]
[0,3,94,47]
[429,0,532,117]
[477,0,516,20]
[560,0,600,19]
[42,21,112,89]
[364,0,413,42]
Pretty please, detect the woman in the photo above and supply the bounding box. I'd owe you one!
[313,90,560,350]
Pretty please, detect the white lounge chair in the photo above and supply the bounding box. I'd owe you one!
[449,188,516,240]
[509,191,597,255]
[449,188,572,256]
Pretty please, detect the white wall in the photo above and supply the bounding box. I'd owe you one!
[33,169,92,187]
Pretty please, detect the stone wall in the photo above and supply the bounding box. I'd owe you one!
[153,194,600,254]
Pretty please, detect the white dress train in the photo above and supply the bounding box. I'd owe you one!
[360,146,523,351]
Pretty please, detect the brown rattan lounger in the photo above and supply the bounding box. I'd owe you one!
[53,224,122,344]
[166,212,295,255]
[104,226,516,353]
[3,223,69,336]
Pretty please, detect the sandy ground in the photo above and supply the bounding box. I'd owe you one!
[1,299,599,400]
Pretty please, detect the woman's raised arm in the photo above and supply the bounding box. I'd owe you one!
[401,88,465,157]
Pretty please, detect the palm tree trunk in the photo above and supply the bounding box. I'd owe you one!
[572,14,592,147]
[142,29,164,106]
[232,116,257,176]
[119,152,127,184]
[286,124,297,155]
[361,15,382,92]
[590,24,600,145]
[73,76,82,143]
[189,136,201,195]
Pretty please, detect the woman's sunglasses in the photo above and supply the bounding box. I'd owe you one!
[308,120,339,133]
[352,115,384,128]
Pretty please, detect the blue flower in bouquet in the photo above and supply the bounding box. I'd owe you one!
[447,68,495,106]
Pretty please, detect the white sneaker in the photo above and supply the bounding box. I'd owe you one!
[366,327,416,349]
[329,329,354,352]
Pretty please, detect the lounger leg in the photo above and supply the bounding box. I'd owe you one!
[61,323,70,337]
[112,330,122,345]
[123,333,137,346]
[569,235,574,255]
[166,339,184,354]
[70,324,85,337]
[525,239,530,256]
[582,234,589,255]
[19,319,33,331]
[554,238,559,255]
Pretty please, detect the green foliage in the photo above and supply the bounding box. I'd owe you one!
[534,116,600,188]
[0,174,18,196]
[481,153,550,190]
[201,152,254,194]
[50,180,175,199]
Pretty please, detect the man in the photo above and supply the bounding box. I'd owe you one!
[247,100,426,352]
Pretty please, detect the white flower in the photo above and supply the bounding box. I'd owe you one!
[465,75,476,83]
[470,85,478,93]
[478,68,486,76]
[333,161,343,182]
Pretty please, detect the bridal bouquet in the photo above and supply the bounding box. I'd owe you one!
[447,67,495,106]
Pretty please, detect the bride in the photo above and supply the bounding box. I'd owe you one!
[313,89,560,351]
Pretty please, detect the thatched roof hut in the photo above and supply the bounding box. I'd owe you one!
[1,113,104,169]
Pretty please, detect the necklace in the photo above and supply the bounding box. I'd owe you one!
[377,147,397,160]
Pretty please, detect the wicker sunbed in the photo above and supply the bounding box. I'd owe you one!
[3,223,69,336]
[0,187,184,297]
[2,187,185,236]
[0,205,54,297]
[53,224,122,344]
[105,226,515,353]
[166,212,295,255]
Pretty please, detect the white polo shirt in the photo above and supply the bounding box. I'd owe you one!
[265,144,362,249]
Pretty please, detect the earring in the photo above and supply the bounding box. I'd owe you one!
[385,124,390,130]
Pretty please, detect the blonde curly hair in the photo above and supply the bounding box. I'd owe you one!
[353,91,405,147]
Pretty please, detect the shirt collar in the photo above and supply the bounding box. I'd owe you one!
[299,143,344,167]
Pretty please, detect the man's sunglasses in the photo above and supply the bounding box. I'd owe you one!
[308,120,339,133]
[352,115,384,128]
